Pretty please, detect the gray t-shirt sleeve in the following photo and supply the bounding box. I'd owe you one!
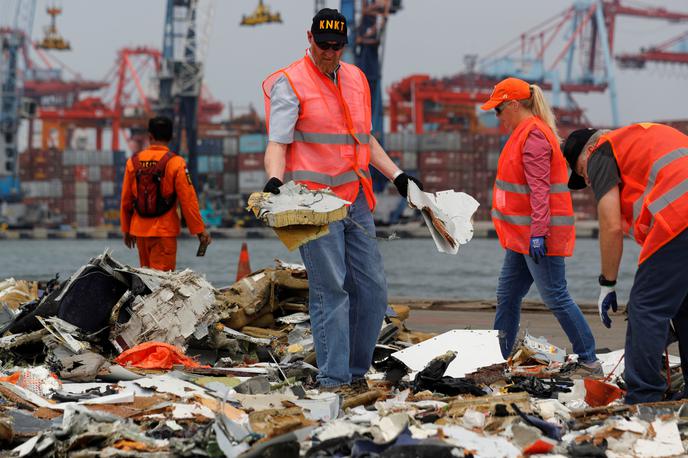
[268,74,300,144]
[588,141,621,201]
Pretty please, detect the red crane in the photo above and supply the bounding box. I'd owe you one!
[388,0,688,133]
[109,47,162,151]
[617,30,688,68]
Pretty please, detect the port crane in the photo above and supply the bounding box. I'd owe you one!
[240,0,282,27]
[617,30,688,68]
[389,0,688,133]
[0,0,38,201]
[478,0,688,126]
[36,4,70,51]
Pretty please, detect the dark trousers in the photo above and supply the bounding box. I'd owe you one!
[624,228,688,404]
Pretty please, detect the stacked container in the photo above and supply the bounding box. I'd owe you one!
[222,137,239,194]
[238,134,268,194]
[19,149,117,227]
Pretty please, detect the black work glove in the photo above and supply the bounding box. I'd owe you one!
[393,172,424,198]
[263,177,283,194]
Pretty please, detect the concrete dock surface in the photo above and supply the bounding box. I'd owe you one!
[395,298,628,351]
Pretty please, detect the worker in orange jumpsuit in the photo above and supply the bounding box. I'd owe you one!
[120,116,211,271]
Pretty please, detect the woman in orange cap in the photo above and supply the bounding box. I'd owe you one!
[481,77,601,376]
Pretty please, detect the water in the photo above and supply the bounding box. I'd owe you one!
[0,237,641,303]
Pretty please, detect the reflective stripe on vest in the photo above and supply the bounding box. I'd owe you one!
[630,147,688,237]
[491,209,575,226]
[294,130,371,145]
[495,179,569,194]
[647,177,688,216]
[284,168,372,187]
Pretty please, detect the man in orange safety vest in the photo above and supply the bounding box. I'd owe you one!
[564,123,688,403]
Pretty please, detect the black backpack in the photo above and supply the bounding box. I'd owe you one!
[132,151,177,217]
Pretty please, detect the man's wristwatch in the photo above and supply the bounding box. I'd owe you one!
[598,274,617,287]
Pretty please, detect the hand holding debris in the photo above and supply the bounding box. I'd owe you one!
[263,177,283,194]
[406,181,479,255]
[393,172,423,198]
[123,233,136,249]
[197,230,212,246]
[247,181,349,250]
[598,285,618,328]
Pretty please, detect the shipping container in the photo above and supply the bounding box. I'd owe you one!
[402,151,418,170]
[76,182,89,198]
[76,213,89,228]
[104,195,121,210]
[223,137,239,156]
[89,212,105,227]
[223,173,238,194]
[197,138,224,155]
[73,165,88,181]
[61,198,76,214]
[223,155,238,173]
[76,198,89,213]
[209,156,223,173]
[418,151,465,171]
[20,180,63,198]
[63,182,75,198]
[419,170,462,191]
[239,134,268,154]
[100,166,115,181]
[88,198,104,213]
[198,155,224,174]
[101,181,116,196]
[238,153,264,171]
[486,150,500,171]
[387,151,402,167]
[63,149,114,166]
[87,166,101,182]
[238,170,266,193]
[198,156,208,174]
[418,132,461,152]
[384,132,419,152]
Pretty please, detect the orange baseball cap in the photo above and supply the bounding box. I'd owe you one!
[480,77,531,110]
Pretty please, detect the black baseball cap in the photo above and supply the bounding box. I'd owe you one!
[311,8,348,44]
[563,128,597,190]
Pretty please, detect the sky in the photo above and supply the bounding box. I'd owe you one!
[20,0,688,127]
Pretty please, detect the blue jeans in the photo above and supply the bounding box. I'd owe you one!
[494,249,597,363]
[299,188,388,387]
[624,229,688,404]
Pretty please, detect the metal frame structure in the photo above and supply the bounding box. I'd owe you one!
[389,0,688,133]
[618,30,688,68]
[0,0,37,201]
[110,47,162,151]
[479,0,688,126]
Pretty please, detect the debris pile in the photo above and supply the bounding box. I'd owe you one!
[0,250,686,457]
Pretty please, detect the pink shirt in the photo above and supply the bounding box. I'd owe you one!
[523,127,551,237]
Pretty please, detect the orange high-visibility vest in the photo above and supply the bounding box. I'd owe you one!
[262,53,375,209]
[492,116,576,256]
[592,123,688,264]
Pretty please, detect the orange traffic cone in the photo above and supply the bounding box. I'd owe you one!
[236,242,252,281]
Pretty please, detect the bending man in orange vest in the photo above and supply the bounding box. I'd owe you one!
[261,9,422,390]
[120,116,211,271]
[564,124,688,403]
[481,78,600,377]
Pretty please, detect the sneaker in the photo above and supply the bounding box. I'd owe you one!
[562,360,604,379]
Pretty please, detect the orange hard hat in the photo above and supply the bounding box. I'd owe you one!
[480,77,532,110]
